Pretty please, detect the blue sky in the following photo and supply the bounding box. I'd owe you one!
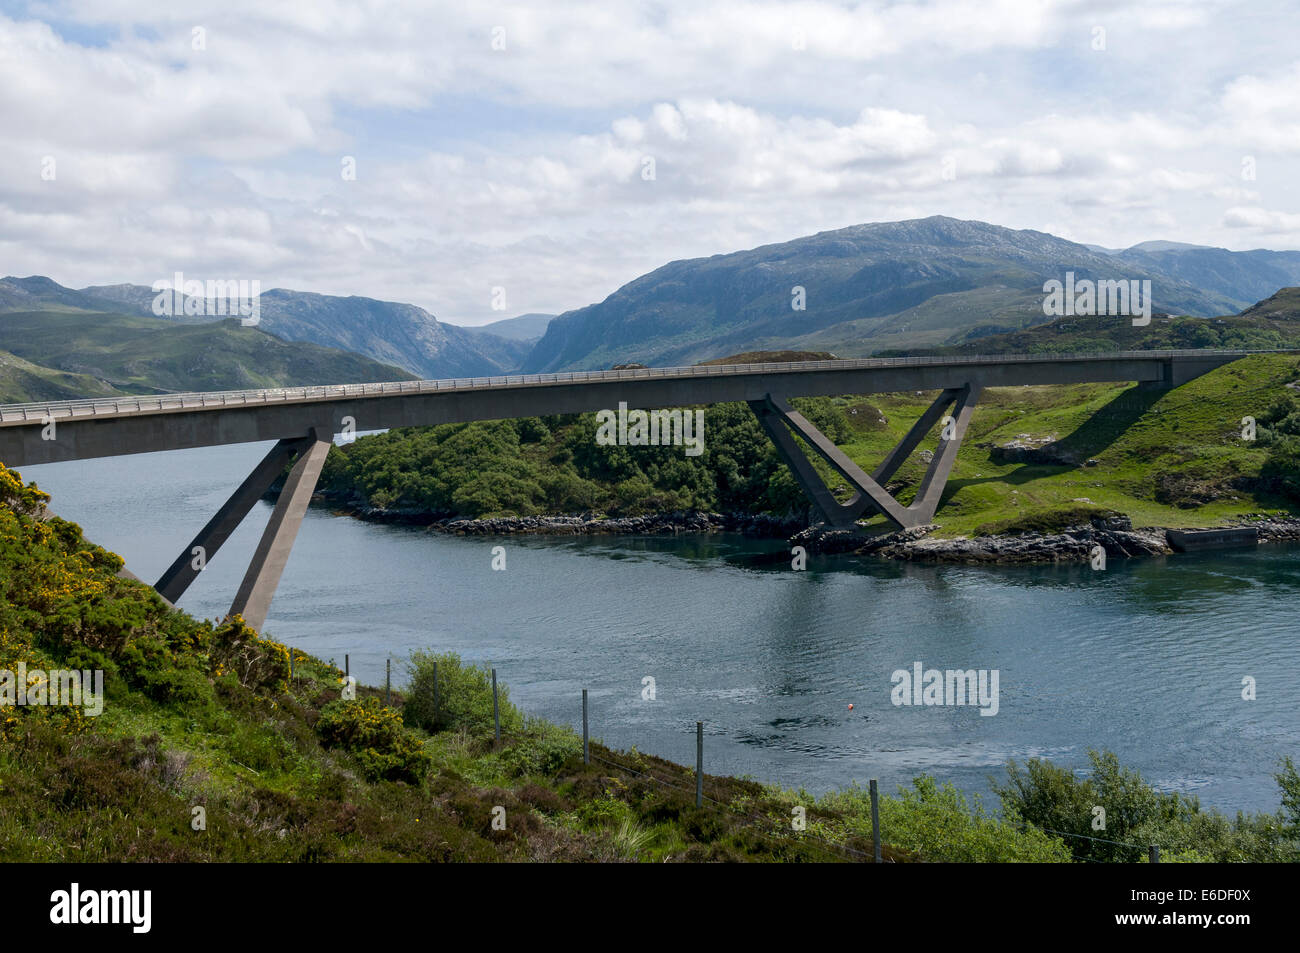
[1,0,1298,324]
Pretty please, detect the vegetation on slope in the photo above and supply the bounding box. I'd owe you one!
[0,349,132,404]
[0,311,414,398]
[880,288,1300,357]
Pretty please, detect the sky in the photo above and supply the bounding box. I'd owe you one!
[1,0,1298,325]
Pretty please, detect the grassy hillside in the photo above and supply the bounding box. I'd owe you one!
[0,348,132,404]
[821,354,1300,537]
[880,288,1300,357]
[0,311,415,398]
[2,462,1295,862]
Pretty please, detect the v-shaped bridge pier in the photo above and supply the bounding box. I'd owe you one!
[748,384,982,529]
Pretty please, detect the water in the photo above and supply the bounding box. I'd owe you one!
[19,443,1300,813]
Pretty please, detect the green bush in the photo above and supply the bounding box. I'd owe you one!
[994,750,1295,863]
[821,776,1071,862]
[317,696,431,784]
[402,651,524,738]
[500,719,581,778]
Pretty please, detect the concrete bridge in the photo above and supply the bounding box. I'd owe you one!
[0,349,1259,629]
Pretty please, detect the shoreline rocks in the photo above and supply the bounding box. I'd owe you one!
[316,490,1300,565]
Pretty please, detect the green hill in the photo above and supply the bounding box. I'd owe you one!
[879,287,1300,357]
[0,348,131,404]
[0,311,415,399]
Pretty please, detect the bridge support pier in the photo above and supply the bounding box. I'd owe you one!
[154,436,314,604]
[228,431,332,631]
[152,430,331,632]
[749,383,981,530]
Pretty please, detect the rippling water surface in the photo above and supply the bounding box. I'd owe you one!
[23,443,1300,812]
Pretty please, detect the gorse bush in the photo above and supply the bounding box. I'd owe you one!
[402,650,524,738]
[317,697,431,784]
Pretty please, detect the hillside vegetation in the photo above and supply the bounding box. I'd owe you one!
[2,462,1296,862]
[882,287,1300,357]
[0,311,414,398]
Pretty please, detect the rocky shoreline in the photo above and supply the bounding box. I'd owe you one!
[316,491,1300,564]
[792,514,1300,564]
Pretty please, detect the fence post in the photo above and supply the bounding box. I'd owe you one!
[492,668,500,743]
[288,647,293,681]
[345,654,349,679]
[432,661,439,729]
[582,689,589,765]
[870,778,882,863]
[385,658,391,706]
[1149,845,1160,864]
[695,721,703,808]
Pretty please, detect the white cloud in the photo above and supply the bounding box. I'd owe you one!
[0,0,1297,322]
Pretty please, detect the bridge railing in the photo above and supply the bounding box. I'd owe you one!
[0,348,1277,424]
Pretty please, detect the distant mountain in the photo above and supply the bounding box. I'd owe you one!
[1110,243,1300,306]
[521,216,1252,372]
[0,276,141,315]
[0,311,415,398]
[2,277,530,380]
[455,313,555,342]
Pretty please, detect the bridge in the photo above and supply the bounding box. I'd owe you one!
[0,348,1260,630]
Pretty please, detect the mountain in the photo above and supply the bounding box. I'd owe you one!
[2,277,531,380]
[1110,243,1300,307]
[521,217,1251,372]
[0,311,415,398]
[455,313,555,342]
[0,276,142,315]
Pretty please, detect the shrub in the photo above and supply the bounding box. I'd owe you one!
[209,617,289,693]
[821,776,1071,863]
[317,697,431,784]
[994,750,1294,863]
[500,719,581,778]
[402,651,524,738]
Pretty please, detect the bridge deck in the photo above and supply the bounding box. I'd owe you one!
[0,348,1271,426]
[0,348,1275,469]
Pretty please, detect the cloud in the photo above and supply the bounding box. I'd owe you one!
[1,1,1298,323]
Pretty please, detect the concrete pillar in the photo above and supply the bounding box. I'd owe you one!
[154,436,310,603]
[228,431,332,631]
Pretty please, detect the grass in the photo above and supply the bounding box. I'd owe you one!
[0,311,413,397]
[809,354,1300,538]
